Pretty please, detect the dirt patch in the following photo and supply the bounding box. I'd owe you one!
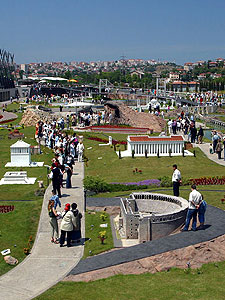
[87,206,120,216]
[104,102,166,132]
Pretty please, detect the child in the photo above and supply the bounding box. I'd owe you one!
[209,143,213,154]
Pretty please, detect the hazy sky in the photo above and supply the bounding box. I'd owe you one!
[1,0,225,64]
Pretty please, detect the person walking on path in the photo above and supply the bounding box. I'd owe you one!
[48,200,59,243]
[77,141,84,162]
[50,190,61,209]
[172,164,181,197]
[198,196,207,229]
[215,139,223,159]
[197,125,204,144]
[212,131,219,153]
[223,137,225,161]
[60,203,77,247]
[65,163,73,188]
[71,203,82,243]
[50,163,62,197]
[182,184,202,231]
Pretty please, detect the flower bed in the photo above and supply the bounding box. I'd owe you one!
[87,136,127,145]
[190,176,225,186]
[111,179,161,187]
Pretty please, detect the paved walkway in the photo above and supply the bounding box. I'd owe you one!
[0,109,18,124]
[69,204,225,276]
[0,162,84,300]
[195,142,225,166]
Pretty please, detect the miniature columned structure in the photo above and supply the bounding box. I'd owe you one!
[10,140,31,167]
[118,135,193,157]
[5,140,44,167]
[127,135,185,156]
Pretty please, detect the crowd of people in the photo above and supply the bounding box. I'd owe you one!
[167,111,205,144]
[48,197,82,247]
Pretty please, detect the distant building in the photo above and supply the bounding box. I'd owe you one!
[197,73,207,80]
[172,81,199,92]
[208,61,217,68]
[130,70,145,79]
[184,62,194,71]
[169,72,180,81]
[20,64,28,73]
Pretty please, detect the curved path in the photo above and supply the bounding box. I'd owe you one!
[0,109,17,124]
[69,204,225,276]
[195,142,225,166]
[0,162,84,300]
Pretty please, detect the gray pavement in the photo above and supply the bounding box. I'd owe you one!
[195,142,225,166]
[69,204,225,276]
[0,162,84,300]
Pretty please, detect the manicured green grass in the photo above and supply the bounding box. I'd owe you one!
[83,133,225,183]
[0,120,53,275]
[93,185,225,210]
[84,211,113,258]
[35,261,225,300]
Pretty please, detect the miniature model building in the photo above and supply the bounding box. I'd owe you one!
[119,192,188,242]
[0,171,36,185]
[118,135,194,157]
[5,140,44,167]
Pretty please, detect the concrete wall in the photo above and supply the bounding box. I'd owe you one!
[0,88,16,102]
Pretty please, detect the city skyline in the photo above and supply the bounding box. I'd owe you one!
[1,0,225,64]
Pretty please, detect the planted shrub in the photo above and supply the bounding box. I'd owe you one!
[132,149,135,158]
[83,176,111,193]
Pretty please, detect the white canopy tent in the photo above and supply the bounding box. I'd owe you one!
[64,101,94,107]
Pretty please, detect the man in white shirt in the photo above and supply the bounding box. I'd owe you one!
[172,164,181,197]
[168,119,172,134]
[182,184,202,231]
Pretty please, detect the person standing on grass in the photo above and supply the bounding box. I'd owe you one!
[48,200,59,243]
[172,164,181,197]
[182,184,202,231]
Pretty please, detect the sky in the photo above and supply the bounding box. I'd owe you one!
[1,0,225,65]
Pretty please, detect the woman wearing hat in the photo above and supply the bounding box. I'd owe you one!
[59,203,77,247]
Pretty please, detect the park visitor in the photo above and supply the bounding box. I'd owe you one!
[172,164,181,197]
[182,185,202,231]
[71,203,82,243]
[215,139,223,159]
[60,203,76,247]
[50,190,61,209]
[198,196,207,229]
[77,140,84,162]
[48,200,59,244]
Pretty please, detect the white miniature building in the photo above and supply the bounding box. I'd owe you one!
[5,140,44,167]
[119,135,194,157]
[10,140,31,166]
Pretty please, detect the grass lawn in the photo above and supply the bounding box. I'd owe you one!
[83,132,225,183]
[93,185,225,210]
[0,107,53,275]
[35,261,225,300]
[84,211,113,258]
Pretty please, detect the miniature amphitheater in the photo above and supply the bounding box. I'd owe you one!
[119,192,189,242]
